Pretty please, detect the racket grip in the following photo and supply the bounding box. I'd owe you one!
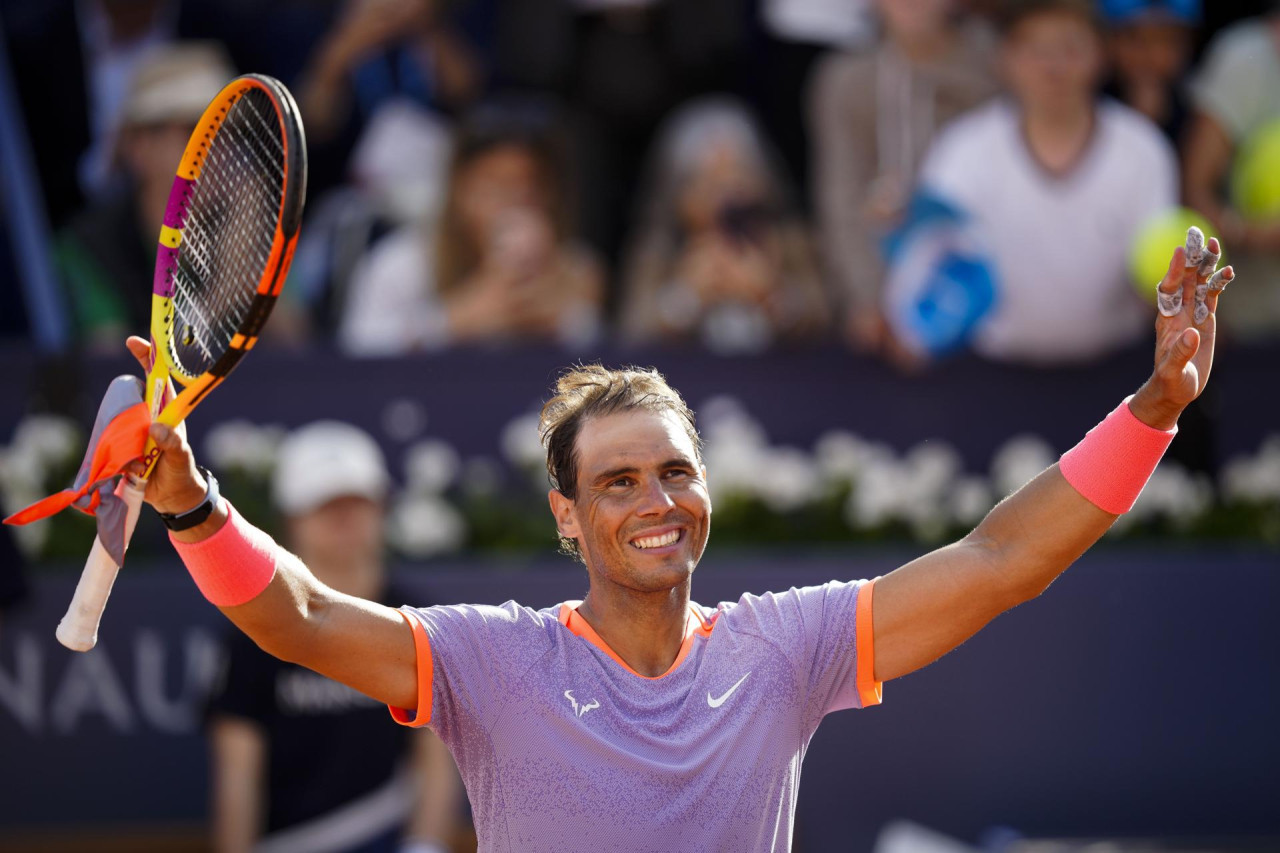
[55,477,147,652]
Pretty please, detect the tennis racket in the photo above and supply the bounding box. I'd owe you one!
[56,74,307,651]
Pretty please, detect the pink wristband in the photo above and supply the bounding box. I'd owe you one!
[1059,396,1177,514]
[171,499,277,606]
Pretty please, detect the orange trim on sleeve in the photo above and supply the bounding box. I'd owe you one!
[388,608,434,727]
[855,580,883,708]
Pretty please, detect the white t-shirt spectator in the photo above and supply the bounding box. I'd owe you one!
[340,227,450,356]
[916,98,1177,364]
[1189,19,1280,145]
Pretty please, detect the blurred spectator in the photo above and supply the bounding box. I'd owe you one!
[297,0,483,199]
[206,422,464,853]
[491,0,749,275]
[907,0,1176,364]
[1101,0,1200,144]
[3,0,180,226]
[808,0,998,357]
[288,101,454,340]
[339,101,603,354]
[1183,6,1280,338]
[618,98,827,353]
[53,43,234,351]
[753,0,877,204]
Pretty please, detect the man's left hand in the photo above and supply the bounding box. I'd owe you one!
[1130,229,1233,431]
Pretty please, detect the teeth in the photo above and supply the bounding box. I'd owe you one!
[633,530,680,549]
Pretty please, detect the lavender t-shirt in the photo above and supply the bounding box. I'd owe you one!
[390,580,881,852]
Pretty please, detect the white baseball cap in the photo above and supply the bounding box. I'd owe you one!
[121,42,235,127]
[272,421,391,516]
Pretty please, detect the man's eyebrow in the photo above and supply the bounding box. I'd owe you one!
[589,458,697,485]
[591,465,639,484]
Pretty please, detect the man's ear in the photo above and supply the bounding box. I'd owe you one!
[701,464,712,514]
[548,489,581,539]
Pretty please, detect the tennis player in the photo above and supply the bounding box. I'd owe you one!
[129,233,1229,851]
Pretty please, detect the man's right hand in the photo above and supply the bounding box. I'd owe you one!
[123,337,214,520]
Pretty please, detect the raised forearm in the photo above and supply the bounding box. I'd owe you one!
[964,463,1115,605]
[872,464,1113,682]
[170,500,416,708]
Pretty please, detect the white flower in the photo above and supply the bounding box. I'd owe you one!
[404,439,460,494]
[1220,435,1280,503]
[897,443,962,540]
[1111,461,1213,533]
[813,430,895,487]
[10,414,80,466]
[948,475,994,528]
[500,412,545,471]
[204,421,286,475]
[9,518,48,557]
[388,494,466,557]
[990,435,1056,498]
[904,443,962,499]
[0,446,49,499]
[845,455,906,529]
[702,399,771,503]
[755,446,821,513]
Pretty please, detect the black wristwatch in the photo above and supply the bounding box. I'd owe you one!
[159,466,221,531]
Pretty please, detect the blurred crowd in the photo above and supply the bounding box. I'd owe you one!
[5,0,1280,365]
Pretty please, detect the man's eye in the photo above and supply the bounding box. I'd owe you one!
[610,478,633,488]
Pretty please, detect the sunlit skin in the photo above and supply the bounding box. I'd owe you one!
[548,409,712,676]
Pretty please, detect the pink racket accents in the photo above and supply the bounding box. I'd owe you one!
[163,176,195,228]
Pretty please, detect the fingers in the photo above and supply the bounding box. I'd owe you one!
[1156,230,1233,324]
[1194,236,1221,277]
[125,336,152,372]
[1161,327,1200,377]
[150,421,186,454]
[1188,230,1219,324]
[1205,265,1234,315]
[1155,245,1184,317]
[1184,226,1206,268]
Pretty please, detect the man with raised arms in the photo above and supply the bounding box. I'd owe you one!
[130,229,1231,851]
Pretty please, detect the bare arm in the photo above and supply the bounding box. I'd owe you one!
[871,238,1231,682]
[210,716,267,853]
[125,339,419,711]
[404,730,463,848]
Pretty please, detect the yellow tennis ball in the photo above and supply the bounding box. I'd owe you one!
[1128,207,1216,303]
[1232,118,1280,221]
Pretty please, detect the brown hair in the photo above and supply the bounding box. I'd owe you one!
[996,0,1102,35]
[434,100,572,297]
[539,364,701,558]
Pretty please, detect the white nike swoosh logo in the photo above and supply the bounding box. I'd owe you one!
[707,672,751,708]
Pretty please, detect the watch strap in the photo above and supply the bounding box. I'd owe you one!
[159,466,220,531]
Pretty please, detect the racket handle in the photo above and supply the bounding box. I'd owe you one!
[55,476,147,652]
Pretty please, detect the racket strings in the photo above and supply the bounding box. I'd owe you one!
[170,87,287,378]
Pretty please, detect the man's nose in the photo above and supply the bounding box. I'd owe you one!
[636,476,677,515]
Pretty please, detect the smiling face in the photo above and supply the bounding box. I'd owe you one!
[548,409,711,597]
